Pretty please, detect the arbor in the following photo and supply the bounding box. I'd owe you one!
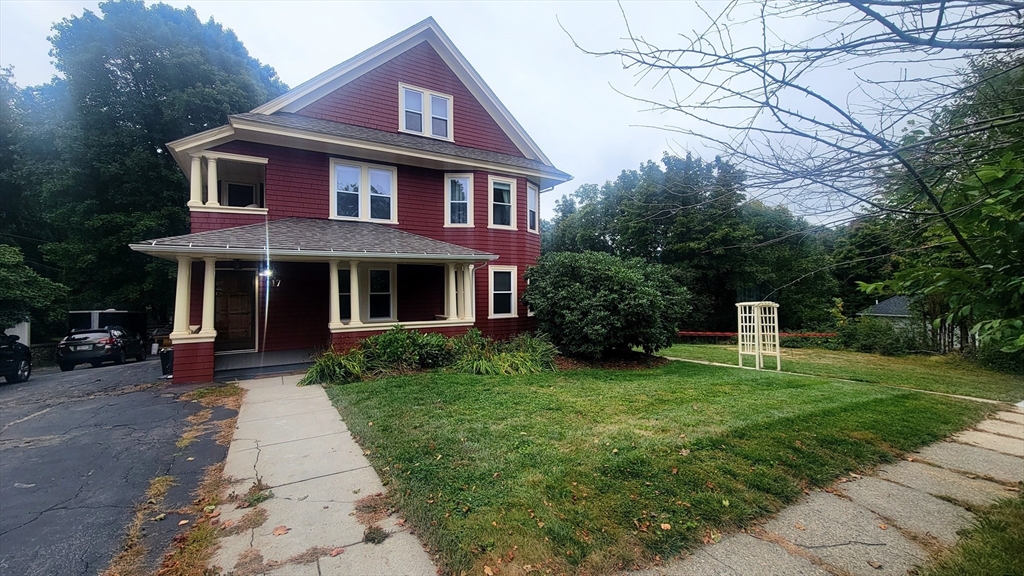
[523,251,690,358]
[571,0,1024,349]
[0,245,67,329]
[2,0,285,322]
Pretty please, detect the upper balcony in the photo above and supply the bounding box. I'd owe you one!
[187,151,268,215]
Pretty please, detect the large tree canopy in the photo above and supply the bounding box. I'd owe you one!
[1,0,286,327]
[0,245,67,330]
[546,154,837,330]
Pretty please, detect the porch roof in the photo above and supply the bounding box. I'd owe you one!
[130,217,497,262]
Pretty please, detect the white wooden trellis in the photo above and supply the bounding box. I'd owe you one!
[736,301,781,370]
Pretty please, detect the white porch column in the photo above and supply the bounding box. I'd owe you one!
[188,156,203,207]
[200,257,217,337]
[348,261,362,326]
[172,256,192,337]
[461,264,474,319]
[205,156,220,207]
[447,264,458,320]
[328,260,343,330]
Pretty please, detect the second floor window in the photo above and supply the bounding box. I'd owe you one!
[527,183,539,233]
[489,176,516,229]
[330,159,397,223]
[400,84,453,141]
[445,174,473,227]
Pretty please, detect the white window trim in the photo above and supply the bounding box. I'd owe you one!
[487,175,517,230]
[329,158,399,224]
[398,83,454,142]
[488,265,518,319]
[365,264,398,322]
[444,173,474,228]
[527,182,540,234]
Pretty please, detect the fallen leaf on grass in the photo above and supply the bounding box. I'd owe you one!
[484,566,494,576]
[330,547,345,557]
[272,525,290,536]
[220,519,235,530]
[178,520,189,526]
[660,523,671,531]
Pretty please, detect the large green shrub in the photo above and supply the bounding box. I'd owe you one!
[523,252,690,358]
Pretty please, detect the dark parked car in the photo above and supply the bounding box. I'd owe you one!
[0,331,32,383]
[55,326,149,372]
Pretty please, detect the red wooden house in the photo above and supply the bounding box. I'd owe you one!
[131,18,570,384]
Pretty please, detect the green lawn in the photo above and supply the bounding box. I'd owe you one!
[326,361,991,576]
[660,344,1024,402]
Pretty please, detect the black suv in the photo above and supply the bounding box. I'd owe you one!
[55,326,149,372]
[0,331,32,383]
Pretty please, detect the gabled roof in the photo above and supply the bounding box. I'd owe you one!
[251,17,552,166]
[858,296,912,317]
[130,218,496,262]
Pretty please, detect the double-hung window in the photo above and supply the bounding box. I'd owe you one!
[400,84,453,141]
[444,174,473,227]
[330,159,397,223]
[488,176,516,229]
[527,183,539,233]
[369,269,393,320]
[489,266,517,318]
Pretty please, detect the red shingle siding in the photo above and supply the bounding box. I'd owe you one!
[191,212,265,234]
[172,341,214,384]
[295,42,524,158]
[258,262,332,352]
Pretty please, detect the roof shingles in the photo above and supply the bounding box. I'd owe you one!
[132,218,493,258]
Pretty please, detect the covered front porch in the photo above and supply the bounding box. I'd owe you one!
[131,218,494,383]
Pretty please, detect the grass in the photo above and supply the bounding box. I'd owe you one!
[659,344,1024,402]
[918,494,1024,576]
[326,360,991,576]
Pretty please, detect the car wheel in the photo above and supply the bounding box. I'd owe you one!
[114,349,127,365]
[59,362,74,372]
[5,359,31,383]
[135,347,148,362]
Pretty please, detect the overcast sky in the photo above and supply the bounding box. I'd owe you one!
[0,1,741,218]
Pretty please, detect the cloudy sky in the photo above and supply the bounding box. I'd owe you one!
[1,1,739,217]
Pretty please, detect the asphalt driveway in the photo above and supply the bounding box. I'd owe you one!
[0,359,230,575]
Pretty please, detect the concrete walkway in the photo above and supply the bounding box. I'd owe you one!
[636,407,1024,576]
[209,374,436,576]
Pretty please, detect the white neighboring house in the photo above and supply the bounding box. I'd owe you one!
[7,321,30,346]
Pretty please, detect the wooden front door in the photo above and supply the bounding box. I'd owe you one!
[215,270,256,352]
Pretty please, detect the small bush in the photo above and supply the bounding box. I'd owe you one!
[523,252,690,359]
[837,317,918,355]
[361,327,420,371]
[415,331,459,368]
[968,345,1024,375]
[299,348,366,386]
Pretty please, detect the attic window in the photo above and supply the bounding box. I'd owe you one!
[400,84,453,141]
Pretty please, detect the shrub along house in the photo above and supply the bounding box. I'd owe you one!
[131,18,570,383]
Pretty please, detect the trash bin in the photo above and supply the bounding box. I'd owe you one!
[159,347,174,376]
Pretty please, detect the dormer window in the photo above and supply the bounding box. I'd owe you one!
[400,84,453,141]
